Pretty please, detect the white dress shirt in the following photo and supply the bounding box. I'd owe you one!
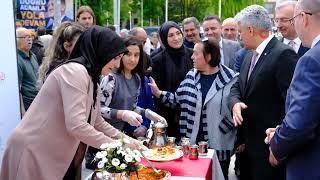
[219,39,225,65]
[253,35,273,67]
[311,34,320,48]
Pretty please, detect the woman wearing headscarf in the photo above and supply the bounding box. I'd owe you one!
[151,21,193,138]
[0,26,145,180]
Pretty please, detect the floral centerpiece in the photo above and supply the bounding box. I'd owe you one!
[92,138,142,180]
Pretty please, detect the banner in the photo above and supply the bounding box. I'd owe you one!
[17,0,74,30]
[0,1,21,164]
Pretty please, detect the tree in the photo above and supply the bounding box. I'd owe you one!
[78,0,265,28]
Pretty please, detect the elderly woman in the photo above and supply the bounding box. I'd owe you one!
[0,26,146,180]
[151,21,193,138]
[150,38,238,179]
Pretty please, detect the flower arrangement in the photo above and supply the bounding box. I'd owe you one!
[93,138,142,179]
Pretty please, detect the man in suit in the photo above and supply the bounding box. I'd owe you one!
[265,0,320,179]
[275,0,309,57]
[229,5,299,180]
[222,17,239,42]
[182,17,201,48]
[202,15,241,69]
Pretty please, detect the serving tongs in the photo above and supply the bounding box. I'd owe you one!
[137,149,161,174]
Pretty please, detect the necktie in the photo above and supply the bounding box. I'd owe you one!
[248,50,258,80]
[288,40,295,49]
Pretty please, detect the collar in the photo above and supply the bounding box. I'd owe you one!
[194,64,238,89]
[219,38,223,49]
[311,34,320,48]
[17,49,31,59]
[283,37,301,46]
[255,35,273,56]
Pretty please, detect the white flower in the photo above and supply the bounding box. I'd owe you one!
[123,138,130,144]
[120,163,127,169]
[111,158,120,166]
[102,171,110,179]
[116,140,123,147]
[117,150,124,155]
[95,172,103,179]
[134,155,141,162]
[101,151,108,157]
[97,161,105,169]
[95,152,104,159]
[125,148,131,153]
[100,143,109,149]
[101,157,108,163]
[109,142,118,149]
[124,154,133,162]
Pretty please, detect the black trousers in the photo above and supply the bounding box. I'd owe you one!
[219,159,231,180]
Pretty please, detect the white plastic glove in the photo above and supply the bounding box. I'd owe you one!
[121,110,143,127]
[145,109,168,126]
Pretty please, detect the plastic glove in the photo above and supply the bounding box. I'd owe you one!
[121,110,143,127]
[145,109,168,126]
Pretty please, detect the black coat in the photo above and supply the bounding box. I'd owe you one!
[229,37,299,180]
[151,47,193,138]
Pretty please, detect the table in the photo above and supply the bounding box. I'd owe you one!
[83,149,224,180]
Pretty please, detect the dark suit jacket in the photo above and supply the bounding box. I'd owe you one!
[270,41,320,180]
[297,43,309,57]
[279,37,309,57]
[229,37,298,179]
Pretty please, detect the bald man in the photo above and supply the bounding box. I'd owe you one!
[222,17,239,41]
[267,0,320,179]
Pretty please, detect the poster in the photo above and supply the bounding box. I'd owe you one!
[0,1,21,164]
[17,0,74,30]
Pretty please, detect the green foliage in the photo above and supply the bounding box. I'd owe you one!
[78,0,265,27]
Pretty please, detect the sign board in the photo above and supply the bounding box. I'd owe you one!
[16,0,74,30]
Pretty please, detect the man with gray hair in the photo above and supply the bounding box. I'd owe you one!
[229,5,298,180]
[182,17,201,48]
[266,0,320,179]
[275,0,309,57]
[16,28,39,114]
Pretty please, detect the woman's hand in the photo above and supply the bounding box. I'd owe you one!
[148,77,162,98]
[120,110,143,126]
[145,109,168,126]
[127,137,148,151]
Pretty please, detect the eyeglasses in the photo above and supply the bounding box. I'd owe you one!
[17,35,32,39]
[274,18,291,24]
[288,11,313,24]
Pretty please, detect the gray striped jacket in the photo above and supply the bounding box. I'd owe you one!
[159,65,238,160]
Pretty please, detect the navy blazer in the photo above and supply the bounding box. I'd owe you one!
[270,41,320,180]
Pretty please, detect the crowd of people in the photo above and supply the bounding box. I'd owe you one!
[1,0,320,179]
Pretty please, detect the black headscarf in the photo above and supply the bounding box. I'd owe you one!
[69,26,128,105]
[159,21,185,57]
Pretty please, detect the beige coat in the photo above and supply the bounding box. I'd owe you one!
[0,63,124,180]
